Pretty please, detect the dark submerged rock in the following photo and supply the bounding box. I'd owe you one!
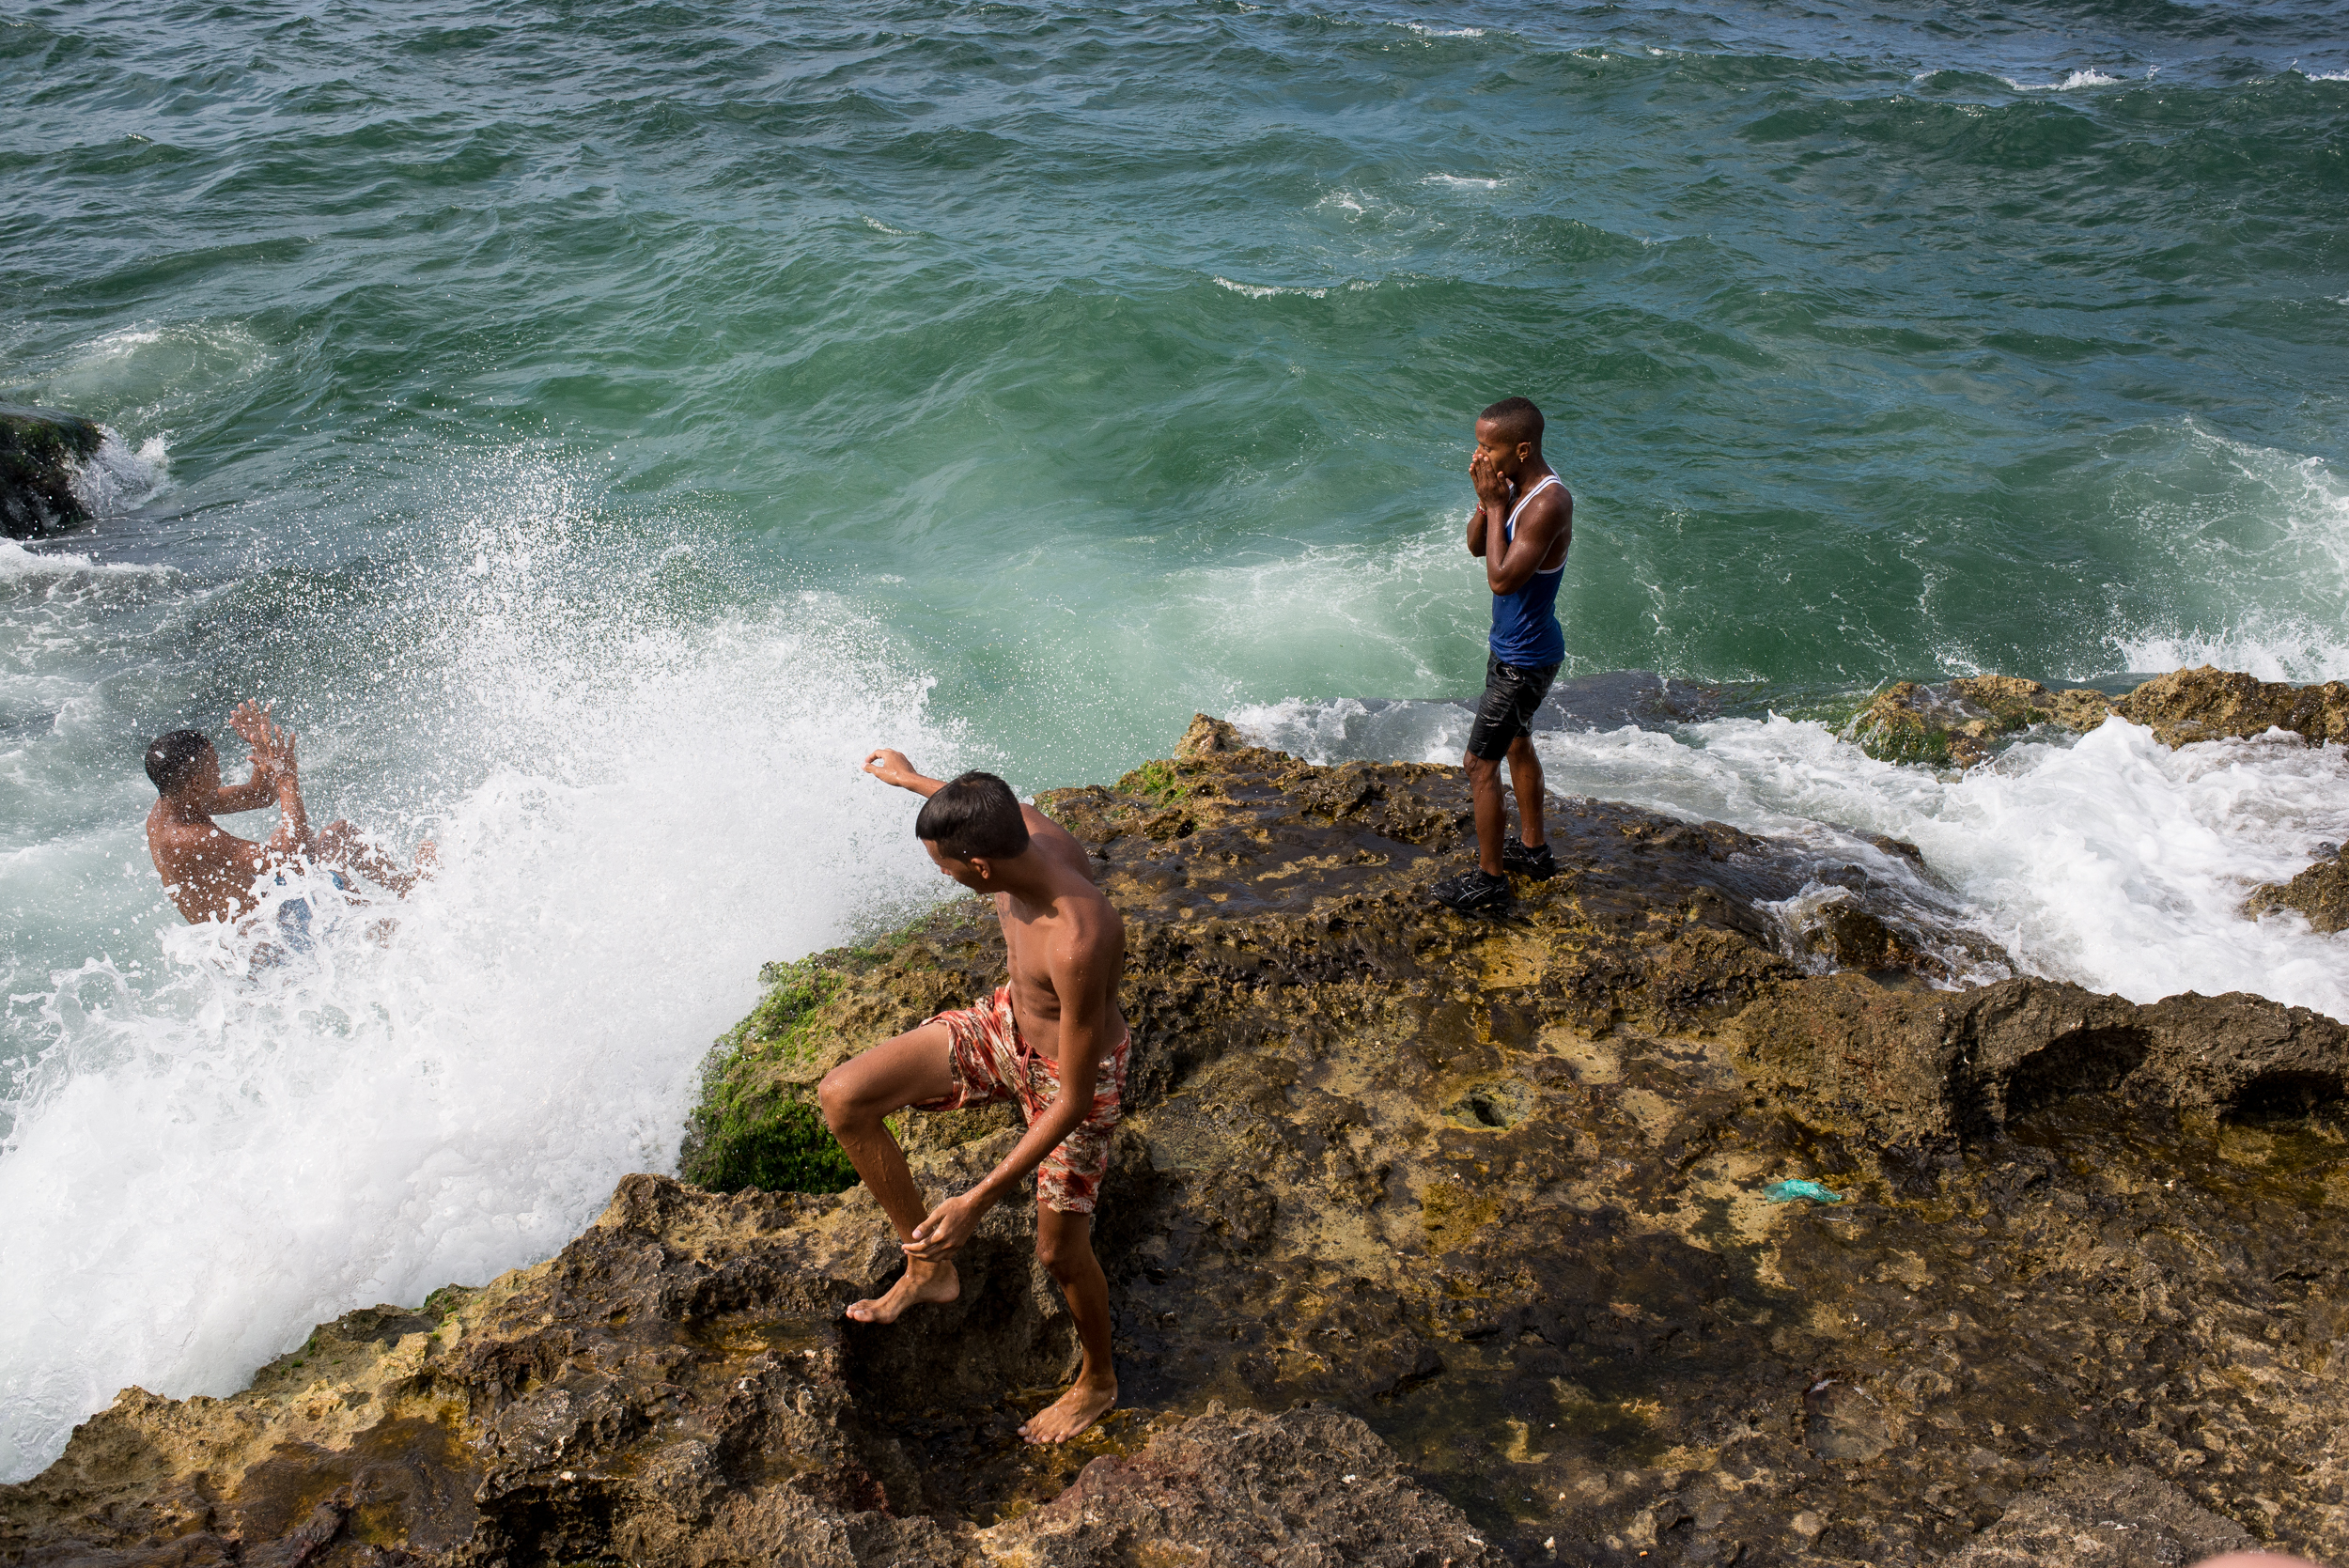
[0,405,105,539]
[9,724,2349,1566]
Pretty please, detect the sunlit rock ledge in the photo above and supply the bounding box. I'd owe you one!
[7,693,2347,1568]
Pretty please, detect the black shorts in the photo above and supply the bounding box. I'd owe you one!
[1466,653,1560,761]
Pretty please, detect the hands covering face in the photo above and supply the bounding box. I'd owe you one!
[1470,446,1511,505]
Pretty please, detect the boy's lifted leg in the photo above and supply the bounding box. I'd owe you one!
[818,1021,963,1323]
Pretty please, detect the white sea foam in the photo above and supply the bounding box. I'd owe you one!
[2107,425,2349,684]
[1214,276,1330,300]
[0,537,174,582]
[1228,703,2349,1019]
[68,430,172,516]
[0,464,964,1481]
[2003,70,2126,90]
[862,216,915,236]
[1402,23,1483,38]
[24,320,272,417]
[1421,174,1502,190]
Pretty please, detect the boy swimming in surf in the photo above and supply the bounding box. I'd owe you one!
[1432,395,1574,914]
[143,701,435,932]
[819,753,1127,1444]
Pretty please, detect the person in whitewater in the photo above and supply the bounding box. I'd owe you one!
[1431,395,1574,914]
[143,701,435,940]
[820,752,1128,1444]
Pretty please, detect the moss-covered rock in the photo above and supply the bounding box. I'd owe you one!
[0,405,105,539]
[1843,675,2112,768]
[677,907,1021,1193]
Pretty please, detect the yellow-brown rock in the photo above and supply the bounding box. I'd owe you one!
[2245,847,2349,935]
[2114,665,2349,748]
[9,731,2349,1568]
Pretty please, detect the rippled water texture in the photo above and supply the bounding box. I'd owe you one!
[3,0,2346,1481]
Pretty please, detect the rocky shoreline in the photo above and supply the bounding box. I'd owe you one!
[7,679,2349,1568]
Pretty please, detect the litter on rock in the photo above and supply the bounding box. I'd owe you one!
[1763,1178,1844,1204]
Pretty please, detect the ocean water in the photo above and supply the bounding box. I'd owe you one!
[4,0,2347,1480]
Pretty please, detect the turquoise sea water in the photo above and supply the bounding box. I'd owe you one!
[4,0,2347,1480]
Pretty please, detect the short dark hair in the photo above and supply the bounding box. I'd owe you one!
[1480,396,1545,446]
[915,771,1032,861]
[145,729,213,795]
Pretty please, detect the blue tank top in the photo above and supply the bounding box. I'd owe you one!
[1489,474,1567,666]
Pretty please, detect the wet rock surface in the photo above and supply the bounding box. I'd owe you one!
[2245,847,2349,936]
[0,405,104,539]
[2115,666,2349,751]
[1845,665,2349,767]
[10,727,2349,1567]
[1844,676,2116,768]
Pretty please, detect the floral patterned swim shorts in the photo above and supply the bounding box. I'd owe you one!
[912,984,1129,1215]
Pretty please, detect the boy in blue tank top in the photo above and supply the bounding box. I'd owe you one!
[1432,396,1572,914]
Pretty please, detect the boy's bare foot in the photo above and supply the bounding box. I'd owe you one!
[1019,1376,1116,1444]
[845,1260,959,1324]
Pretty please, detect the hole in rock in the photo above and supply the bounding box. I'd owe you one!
[1446,1080,1528,1129]
[2003,1028,2149,1122]
[2230,1070,2346,1124]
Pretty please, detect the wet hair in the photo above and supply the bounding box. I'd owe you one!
[1480,396,1545,447]
[144,729,214,795]
[915,771,1032,861]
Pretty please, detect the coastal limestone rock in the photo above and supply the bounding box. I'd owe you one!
[1173,711,1244,757]
[1848,665,2349,770]
[977,1404,1505,1567]
[1734,971,2349,1147]
[2244,846,2349,935]
[0,1169,1494,1568]
[13,729,2349,1566]
[1943,1466,2254,1567]
[2114,665,2349,749]
[1844,676,2113,768]
[0,405,106,539]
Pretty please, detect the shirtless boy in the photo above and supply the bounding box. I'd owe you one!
[144,701,434,930]
[819,753,1128,1444]
[1432,396,1574,915]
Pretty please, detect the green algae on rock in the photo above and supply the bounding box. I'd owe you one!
[1843,675,2114,768]
[0,405,105,539]
[11,719,2349,1568]
[678,955,859,1193]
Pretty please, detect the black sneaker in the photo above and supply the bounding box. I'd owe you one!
[1432,866,1513,913]
[1502,838,1557,880]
